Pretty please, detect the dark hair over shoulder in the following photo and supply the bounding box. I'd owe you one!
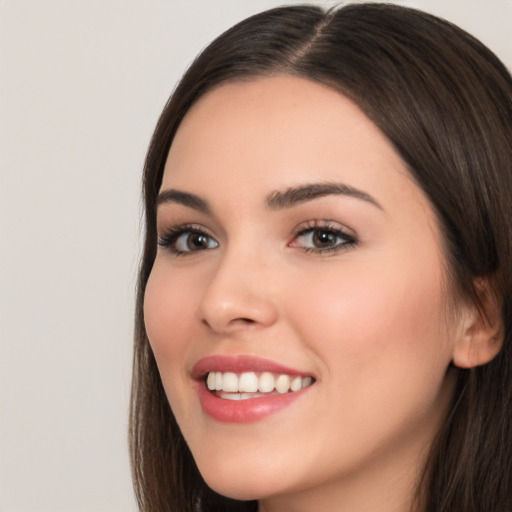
[130,4,512,511]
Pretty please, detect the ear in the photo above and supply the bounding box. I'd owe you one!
[452,277,504,369]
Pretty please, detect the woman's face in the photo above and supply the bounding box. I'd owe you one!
[144,75,462,509]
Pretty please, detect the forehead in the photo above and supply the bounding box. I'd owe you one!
[162,74,429,220]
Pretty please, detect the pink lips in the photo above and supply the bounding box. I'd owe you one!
[192,355,314,424]
[192,355,308,378]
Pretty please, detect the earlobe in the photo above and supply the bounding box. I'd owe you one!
[452,278,504,369]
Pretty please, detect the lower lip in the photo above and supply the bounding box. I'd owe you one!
[195,382,311,423]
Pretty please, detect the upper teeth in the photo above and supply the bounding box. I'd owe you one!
[206,371,313,394]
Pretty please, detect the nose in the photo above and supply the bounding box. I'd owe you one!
[197,249,279,335]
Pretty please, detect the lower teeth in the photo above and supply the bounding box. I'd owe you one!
[218,392,265,401]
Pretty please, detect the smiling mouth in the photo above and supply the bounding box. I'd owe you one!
[205,371,314,400]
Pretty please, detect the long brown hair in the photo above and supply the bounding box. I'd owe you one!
[130,4,512,511]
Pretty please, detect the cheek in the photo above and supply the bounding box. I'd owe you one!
[143,261,207,426]
[285,256,453,399]
[280,260,456,463]
[143,261,201,375]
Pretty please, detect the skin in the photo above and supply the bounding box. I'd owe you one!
[144,75,476,512]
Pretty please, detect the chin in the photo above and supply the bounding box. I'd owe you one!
[194,452,291,502]
[201,472,273,501]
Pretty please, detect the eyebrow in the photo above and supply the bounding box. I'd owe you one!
[157,181,382,215]
[266,182,383,211]
[157,189,211,214]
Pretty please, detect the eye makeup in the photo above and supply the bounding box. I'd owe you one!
[158,224,218,256]
[289,219,357,254]
[157,218,357,258]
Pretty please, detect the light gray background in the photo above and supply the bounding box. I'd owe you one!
[1,1,511,511]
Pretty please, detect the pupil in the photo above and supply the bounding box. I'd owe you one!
[189,234,207,249]
[314,230,336,247]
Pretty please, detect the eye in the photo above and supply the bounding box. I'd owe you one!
[158,225,219,255]
[290,221,356,254]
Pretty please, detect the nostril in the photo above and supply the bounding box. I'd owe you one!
[198,291,279,332]
[201,317,256,330]
[228,317,257,327]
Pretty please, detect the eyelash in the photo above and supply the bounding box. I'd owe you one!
[158,224,218,256]
[291,220,357,254]
[157,220,357,256]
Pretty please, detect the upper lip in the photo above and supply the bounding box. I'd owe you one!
[191,355,313,380]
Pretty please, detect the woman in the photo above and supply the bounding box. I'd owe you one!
[130,3,512,511]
